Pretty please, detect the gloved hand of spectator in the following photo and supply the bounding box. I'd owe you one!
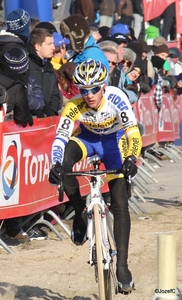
[15,111,33,128]
[58,62,77,80]
[138,82,151,94]
[31,109,45,118]
[0,85,7,107]
[49,161,64,185]
[122,155,137,179]
[43,106,57,116]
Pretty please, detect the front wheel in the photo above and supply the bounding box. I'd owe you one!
[94,204,112,300]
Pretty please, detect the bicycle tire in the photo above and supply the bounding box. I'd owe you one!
[94,204,112,300]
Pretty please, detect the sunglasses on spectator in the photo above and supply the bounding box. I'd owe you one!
[121,59,131,67]
[80,86,102,96]
[108,60,118,66]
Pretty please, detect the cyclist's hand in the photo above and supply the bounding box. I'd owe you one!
[122,155,137,179]
[49,162,64,185]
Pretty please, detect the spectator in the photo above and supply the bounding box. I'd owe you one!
[138,39,155,83]
[161,3,175,40]
[89,23,102,43]
[151,44,174,111]
[0,47,34,244]
[174,52,182,76]
[131,0,143,39]
[51,32,79,104]
[168,47,181,76]
[69,0,95,23]
[59,14,109,78]
[6,8,31,46]
[99,0,115,28]
[102,47,119,84]
[99,25,110,38]
[0,47,33,127]
[29,17,40,32]
[27,27,62,117]
[116,0,133,26]
[145,25,159,46]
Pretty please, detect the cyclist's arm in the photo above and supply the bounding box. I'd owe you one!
[51,99,82,165]
[111,87,142,159]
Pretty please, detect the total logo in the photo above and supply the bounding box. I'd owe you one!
[1,135,21,205]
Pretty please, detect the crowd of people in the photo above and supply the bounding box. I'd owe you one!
[0,1,182,294]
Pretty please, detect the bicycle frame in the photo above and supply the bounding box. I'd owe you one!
[86,174,112,270]
[60,156,121,299]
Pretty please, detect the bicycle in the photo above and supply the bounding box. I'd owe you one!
[59,156,128,300]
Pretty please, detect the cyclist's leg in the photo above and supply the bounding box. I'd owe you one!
[62,129,99,245]
[101,132,134,292]
[108,178,134,292]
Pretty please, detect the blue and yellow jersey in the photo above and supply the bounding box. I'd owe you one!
[51,86,142,165]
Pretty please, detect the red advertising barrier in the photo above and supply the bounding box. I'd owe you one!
[0,116,108,219]
[134,89,158,147]
[0,89,181,220]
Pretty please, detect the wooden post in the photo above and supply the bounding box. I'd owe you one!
[157,234,177,300]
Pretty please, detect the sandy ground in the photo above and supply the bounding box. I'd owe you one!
[1,151,182,300]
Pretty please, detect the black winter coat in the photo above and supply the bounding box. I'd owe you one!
[0,69,33,127]
[27,44,62,116]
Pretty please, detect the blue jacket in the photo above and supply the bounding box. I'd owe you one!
[73,36,109,73]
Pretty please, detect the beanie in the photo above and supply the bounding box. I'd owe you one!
[154,44,169,55]
[153,36,167,47]
[60,14,91,53]
[2,47,29,74]
[35,21,57,33]
[138,40,150,53]
[145,25,159,41]
[6,9,30,39]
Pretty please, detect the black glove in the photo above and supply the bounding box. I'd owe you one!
[21,114,34,127]
[138,82,151,94]
[31,109,45,118]
[49,161,64,185]
[43,106,57,116]
[122,155,137,179]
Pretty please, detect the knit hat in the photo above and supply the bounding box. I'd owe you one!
[138,40,150,53]
[109,23,130,36]
[6,9,30,39]
[153,36,167,47]
[154,44,169,55]
[35,21,57,33]
[53,32,70,47]
[127,42,143,57]
[145,25,159,41]
[2,47,29,74]
[60,14,91,53]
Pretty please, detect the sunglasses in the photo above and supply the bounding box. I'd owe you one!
[80,86,101,96]
[122,60,131,67]
[108,60,118,66]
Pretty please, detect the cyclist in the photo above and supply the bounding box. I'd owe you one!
[49,59,142,293]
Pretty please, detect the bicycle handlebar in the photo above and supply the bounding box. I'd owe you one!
[58,169,123,202]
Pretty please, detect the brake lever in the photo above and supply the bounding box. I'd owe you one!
[58,179,64,202]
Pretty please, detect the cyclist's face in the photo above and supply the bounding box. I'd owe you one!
[80,85,105,109]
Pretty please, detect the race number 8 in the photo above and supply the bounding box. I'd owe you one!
[120,112,129,123]
[61,118,71,130]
